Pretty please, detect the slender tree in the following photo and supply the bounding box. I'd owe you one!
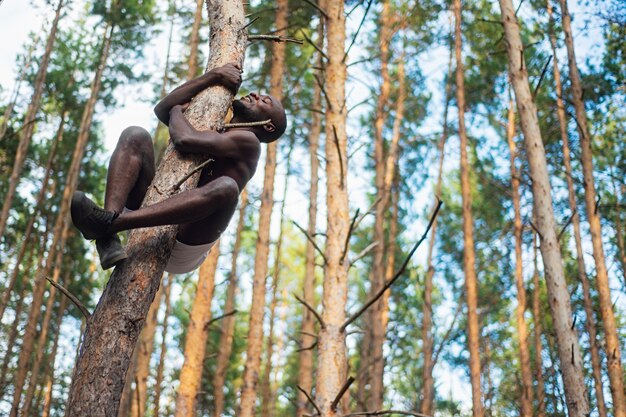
[238,1,287,415]
[498,1,589,415]
[558,1,626,413]
[531,233,546,417]
[454,1,484,415]
[187,0,204,80]
[153,274,173,417]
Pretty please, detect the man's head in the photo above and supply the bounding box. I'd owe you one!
[232,92,287,143]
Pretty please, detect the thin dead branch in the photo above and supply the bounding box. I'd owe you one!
[204,309,238,330]
[331,376,355,411]
[332,125,345,189]
[242,16,260,30]
[313,73,332,111]
[294,293,325,328]
[344,0,374,63]
[532,55,552,100]
[557,210,576,242]
[297,385,322,416]
[296,341,318,352]
[346,410,431,417]
[341,199,443,331]
[224,119,271,129]
[349,242,379,268]
[248,35,303,44]
[303,0,328,19]
[172,159,214,192]
[340,208,360,265]
[301,30,328,60]
[46,277,91,319]
[292,220,327,264]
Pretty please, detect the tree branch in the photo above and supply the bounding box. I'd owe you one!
[294,293,325,328]
[204,309,238,330]
[341,199,443,331]
[302,0,328,19]
[172,159,214,192]
[301,30,328,61]
[331,376,355,411]
[297,385,322,416]
[349,242,379,268]
[46,277,91,319]
[248,34,303,44]
[292,220,327,264]
[346,410,431,417]
[340,208,360,265]
[557,210,576,242]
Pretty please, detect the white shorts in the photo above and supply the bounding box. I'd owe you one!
[165,240,216,274]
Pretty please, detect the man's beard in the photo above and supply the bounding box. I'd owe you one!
[232,99,262,122]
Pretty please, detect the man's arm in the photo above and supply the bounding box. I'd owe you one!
[168,105,260,159]
[154,63,242,125]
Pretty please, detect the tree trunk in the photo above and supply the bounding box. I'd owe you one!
[498,1,589,415]
[153,274,173,417]
[12,24,114,417]
[546,3,608,415]
[314,0,350,415]
[0,0,64,239]
[129,279,166,417]
[421,37,453,416]
[64,2,247,414]
[296,11,323,417]
[360,0,393,406]
[118,347,139,417]
[557,1,626,414]
[237,1,287,415]
[40,289,69,417]
[506,98,533,417]
[0,110,65,322]
[531,233,546,417]
[187,0,205,80]
[612,181,626,286]
[20,222,71,416]
[453,2,484,416]
[174,243,220,417]
[0,278,28,396]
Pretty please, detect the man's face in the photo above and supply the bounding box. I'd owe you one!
[232,92,281,123]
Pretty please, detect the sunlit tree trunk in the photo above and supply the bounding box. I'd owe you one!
[153,275,172,417]
[612,181,626,286]
[187,0,204,80]
[531,233,546,417]
[0,277,28,396]
[238,1,287,415]
[421,36,452,416]
[129,279,165,417]
[505,99,533,417]
[212,190,247,417]
[296,9,323,417]
[546,3,608,415]
[174,244,220,417]
[499,1,589,415]
[65,2,246,414]
[558,1,625,413]
[454,2,484,416]
[0,0,64,238]
[314,1,350,416]
[0,110,65,322]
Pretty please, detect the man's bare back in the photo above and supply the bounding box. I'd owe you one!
[70,63,287,271]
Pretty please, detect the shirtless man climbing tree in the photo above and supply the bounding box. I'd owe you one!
[71,63,287,272]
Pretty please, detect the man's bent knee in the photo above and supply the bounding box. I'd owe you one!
[202,177,239,207]
[119,126,152,150]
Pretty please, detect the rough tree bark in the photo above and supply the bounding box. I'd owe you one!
[314,1,350,416]
[505,99,533,417]
[153,275,173,417]
[212,190,247,417]
[187,0,205,80]
[64,2,247,415]
[454,1,484,416]
[498,1,589,415]
[421,38,452,416]
[237,0,287,415]
[0,0,64,239]
[546,3,608,414]
[531,232,546,417]
[557,1,626,414]
[296,6,323,416]
[175,243,221,417]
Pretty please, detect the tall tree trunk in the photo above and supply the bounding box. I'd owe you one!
[129,280,166,417]
[612,180,626,286]
[0,277,28,396]
[360,0,393,406]
[498,1,589,415]
[506,98,533,417]
[421,37,453,416]
[65,3,246,414]
[0,110,65,322]
[118,347,139,417]
[238,1,287,415]
[0,28,41,140]
[314,0,350,415]
[546,3,608,414]
[296,12,323,417]
[453,2,484,416]
[0,0,64,239]
[558,1,626,413]
[531,233,546,417]
[153,275,172,417]
[261,141,294,417]
[12,24,114,417]
[40,287,69,417]
[174,244,220,417]
[187,0,205,80]
[20,222,71,416]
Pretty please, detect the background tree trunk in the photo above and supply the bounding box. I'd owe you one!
[558,1,625,414]
[174,244,220,417]
[187,0,205,80]
[499,1,589,415]
[454,1,484,416]
[64,2,247,414]
[531,233,546,417]
[153,275,172,417]
[238,1,287,415]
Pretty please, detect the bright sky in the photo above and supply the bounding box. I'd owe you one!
[0,0,611,413]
